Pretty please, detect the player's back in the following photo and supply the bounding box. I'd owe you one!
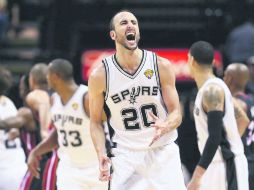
[103,49,177,149]
[51,85,97,167]
[194,77,244,162]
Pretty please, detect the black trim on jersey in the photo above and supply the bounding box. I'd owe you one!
[220,124,238,190]
[112,49,147,79]
[153,53,168,113]
[102,59,109,101]
[104,103,115,142]
[153,53,161,88]
[82,91,89,118]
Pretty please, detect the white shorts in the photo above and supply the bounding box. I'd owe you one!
[56,160,108,190]
[200,154,249,190]
[110,143,186,190]
[0,149,27,190]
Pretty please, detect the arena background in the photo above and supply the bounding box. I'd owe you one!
[1,0,254,176]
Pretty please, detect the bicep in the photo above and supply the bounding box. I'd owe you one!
[158,58,180,112]
[233,98,247,119]
[88,73,105,124]
[161,83,180,113]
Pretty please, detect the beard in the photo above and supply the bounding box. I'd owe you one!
[116,33,140,51]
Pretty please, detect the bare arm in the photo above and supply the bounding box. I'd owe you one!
[27,127,58,178]
[26,91,51,138]
[31,127,58,156]
[88,65,107,158]
[149,56,182,145]
[233,97,250,136]
[0,107,36,131]
[158,56,182,130]
[88,64,110,181]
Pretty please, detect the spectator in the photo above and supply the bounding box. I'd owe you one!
[225,17,254,63]
[0,0,8,43]
[246,56,254,96]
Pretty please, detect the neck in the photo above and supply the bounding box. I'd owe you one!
[115,47,143,69]
[194,68,215,89]
[33,84,48,91]
[56,80,78,105]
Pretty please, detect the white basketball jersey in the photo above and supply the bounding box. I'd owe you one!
[194,78,244,162]
[51,85,97,167]
[104,49,178,149]
[0,96,26,167]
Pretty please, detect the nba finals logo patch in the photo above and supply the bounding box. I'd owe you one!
[144,69,154,79]
[72,103,78,110]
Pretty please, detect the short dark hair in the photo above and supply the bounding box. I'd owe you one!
[0,67,12,95]
[190,41,214,65]
[30,63,48,85]
[48,59,73,81]
[109,9,135,31]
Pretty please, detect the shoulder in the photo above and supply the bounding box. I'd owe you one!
[27,90,49,101]
[202,83,225,112]
[0,96,17,110]
[26,90,50,107]
[88,62,106,92]
[0,95,14,105]
[157,55,172,68]
[156,55,175,84]
[90,62,106,79]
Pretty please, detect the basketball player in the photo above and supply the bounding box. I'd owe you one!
[89,10,186,190]
[187,41,249,190]
[28,59,107,190]
[0,67,27,190]
[27,63,51,139]
[224,63,254,190]
[0,73,58,190]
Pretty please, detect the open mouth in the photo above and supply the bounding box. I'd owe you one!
[126,33,135,41]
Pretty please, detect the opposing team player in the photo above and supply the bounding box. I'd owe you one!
[224,63,254,190]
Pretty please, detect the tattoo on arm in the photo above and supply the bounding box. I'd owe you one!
[202,85,224,112]
[234,105,241,119]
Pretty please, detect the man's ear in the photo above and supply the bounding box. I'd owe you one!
[189,55,194,66]
[110,30,116,40]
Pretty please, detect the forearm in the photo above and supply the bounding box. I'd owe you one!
[198,111,223,169]
[90,123,107,158]
[165,109,182,131]
[191,165,206,181]
[0,118,24,129]
[33,129,58,156]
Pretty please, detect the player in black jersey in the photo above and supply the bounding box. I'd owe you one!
[224,63,254,190]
